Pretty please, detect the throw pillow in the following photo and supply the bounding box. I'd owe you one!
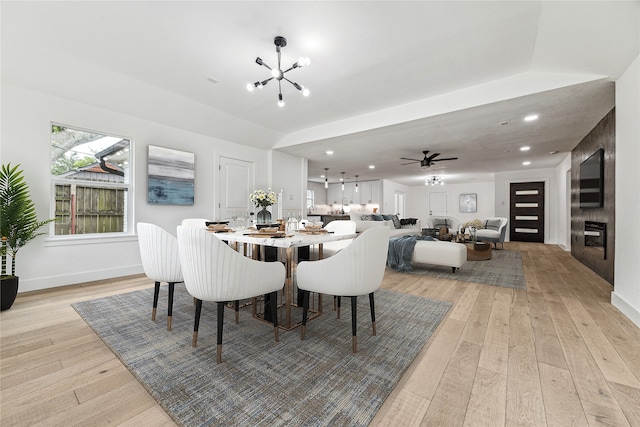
[485,219,502,231]
[361,214,371,221]
[391,215,401,229]
[400,218,417,226]
[371,214,384,221]
[382,214,393,221]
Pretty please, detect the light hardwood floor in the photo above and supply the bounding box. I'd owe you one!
[1,242,639,426]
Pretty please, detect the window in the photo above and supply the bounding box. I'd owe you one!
[306,189,315,210]
[51,124,132,236]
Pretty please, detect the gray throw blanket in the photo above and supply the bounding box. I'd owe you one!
[387,235,436,272]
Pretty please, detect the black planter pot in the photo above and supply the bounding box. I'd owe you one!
[1,275,19,311]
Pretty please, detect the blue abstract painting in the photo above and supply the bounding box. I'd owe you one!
[147,145,195,205]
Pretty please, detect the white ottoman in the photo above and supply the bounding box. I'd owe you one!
[411,240,467,272]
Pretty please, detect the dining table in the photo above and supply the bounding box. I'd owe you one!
[212,228,357,330]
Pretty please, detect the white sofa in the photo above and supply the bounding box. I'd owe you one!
[349,214,421,238]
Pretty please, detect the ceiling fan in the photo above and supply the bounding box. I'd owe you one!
[401,150,458,168]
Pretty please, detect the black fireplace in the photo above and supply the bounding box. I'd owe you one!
[584,221,606,259]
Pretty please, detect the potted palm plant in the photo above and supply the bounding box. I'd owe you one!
[1,163,53,310]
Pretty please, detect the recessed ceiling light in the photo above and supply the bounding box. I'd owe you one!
[369,165,375,169]
[524,114,539,122]
[523,161,531,166]
[325,150,334,155]
[520,146,530,151]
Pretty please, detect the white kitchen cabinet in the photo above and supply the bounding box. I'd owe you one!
[356,180,380,204]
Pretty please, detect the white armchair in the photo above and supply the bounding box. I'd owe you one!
[296,226,390,353]
[137,223,183,331]
[475,217,508,249]
[177,226,285,363]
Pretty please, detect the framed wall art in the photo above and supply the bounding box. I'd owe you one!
[147,145,195,205]
[459,193,477,213]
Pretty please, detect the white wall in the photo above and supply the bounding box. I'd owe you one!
[1,83,270,293]
[495,167,560,244]
[272,150,307,215]
[612,54,640,327]
[381,179,412,216]
[554,153,572,250]
[408,181,495,229]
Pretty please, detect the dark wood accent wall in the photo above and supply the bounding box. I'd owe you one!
[571,108,615,285]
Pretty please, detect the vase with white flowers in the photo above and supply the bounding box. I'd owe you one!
[461,219,484,242]
[250,188,277,224]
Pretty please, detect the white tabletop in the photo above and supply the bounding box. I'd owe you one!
[213,229,356,248]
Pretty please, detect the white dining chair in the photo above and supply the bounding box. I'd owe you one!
[177,226,286,363]
[181,218,210,228]
[137,222,184,331]
[320,220,357,257]
[296,226,390,353]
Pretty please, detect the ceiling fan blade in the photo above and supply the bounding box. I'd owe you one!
[401,161,419,165]
[400,157,421,162]
[427,153,440,161]
[432,157,458,162]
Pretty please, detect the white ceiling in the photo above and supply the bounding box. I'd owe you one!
[2,1,638,185]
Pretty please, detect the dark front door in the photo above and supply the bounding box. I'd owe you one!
[510,182,545,243]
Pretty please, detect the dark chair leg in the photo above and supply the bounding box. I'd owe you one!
[167,282,175,331]
[451,266,457,273]
[234,300,240,324]
[216,301,225,363]
[351,296,358,353]
[300,290,310,340]
[192,299,202,347]
[337,296,342,319]
[369,292,376,336]
[152,281,160,321]
[270,291,279,342]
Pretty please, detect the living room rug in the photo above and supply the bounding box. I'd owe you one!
[404,249,526,290]
[72,287,451,427]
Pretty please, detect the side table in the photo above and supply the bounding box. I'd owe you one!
[465,241,492,261]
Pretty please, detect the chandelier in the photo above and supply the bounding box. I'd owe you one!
[426,176,444,186]
[246,36,310,107]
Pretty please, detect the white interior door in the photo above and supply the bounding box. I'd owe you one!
[429,192,447,216]
[219,156,254,220]
[394,191,405,217]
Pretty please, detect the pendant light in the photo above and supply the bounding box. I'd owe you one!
[341,172,345,191]
[355,175,359,192]
[324,168,329,189]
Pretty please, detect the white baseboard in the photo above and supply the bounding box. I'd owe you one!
[611,292,640,328]
[17,265,145,293]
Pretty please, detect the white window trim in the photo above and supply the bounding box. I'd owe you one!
[50,123,134,239]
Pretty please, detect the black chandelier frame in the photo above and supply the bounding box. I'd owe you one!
[248,36,309,106]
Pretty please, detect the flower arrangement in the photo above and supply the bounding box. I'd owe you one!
[249,188,277,208]
[461,219,484,231]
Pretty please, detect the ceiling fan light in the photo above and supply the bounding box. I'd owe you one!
[302,87,310,97]
[246,83,254,92]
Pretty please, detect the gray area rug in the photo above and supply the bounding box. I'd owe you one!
[72,287,451,426]
[404,249,526,290]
